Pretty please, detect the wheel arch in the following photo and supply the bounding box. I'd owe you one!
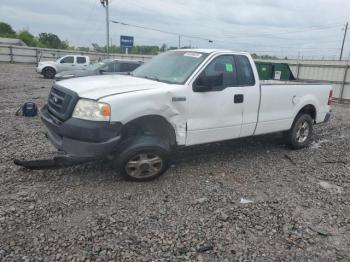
[42,65,57,72]
[122,114,177,147]
[295,104,317,123]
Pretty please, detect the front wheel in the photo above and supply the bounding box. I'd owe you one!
[42,67,56,79]
[286,114,314,149]
[114,137,170,181]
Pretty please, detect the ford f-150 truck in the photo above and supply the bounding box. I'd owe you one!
[18,49,332,181]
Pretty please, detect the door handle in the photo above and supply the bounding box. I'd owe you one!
[234,94,244,103]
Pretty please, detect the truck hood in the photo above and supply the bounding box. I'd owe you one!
[56,74,170,100]
[38,61,55,66]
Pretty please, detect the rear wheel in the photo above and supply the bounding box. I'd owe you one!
[42,67,56,79]
[114,137,170,181]
[286,114,313,149]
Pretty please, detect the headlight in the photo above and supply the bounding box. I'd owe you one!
[72,99,111,121]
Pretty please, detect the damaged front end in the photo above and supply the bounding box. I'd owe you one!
[14,85,123,170]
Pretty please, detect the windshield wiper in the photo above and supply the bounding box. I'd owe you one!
[145,75,174,84]
[132,74,174,84]
[144,75,161,82]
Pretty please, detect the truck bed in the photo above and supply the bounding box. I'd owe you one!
[261,79,330,86]
[254,81,332,136]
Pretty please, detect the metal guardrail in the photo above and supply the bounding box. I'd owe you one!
[0,44,153,64]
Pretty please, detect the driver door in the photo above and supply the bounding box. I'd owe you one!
[58,56,75,71]
[186,55,244,145]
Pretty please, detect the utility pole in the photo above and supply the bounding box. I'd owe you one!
[340,22,348,61]
[100,0,110,57]
[178,35,181,49]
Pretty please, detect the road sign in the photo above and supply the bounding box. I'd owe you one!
[120,35,134,48]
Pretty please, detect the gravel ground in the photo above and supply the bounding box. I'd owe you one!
[0,63,349,261]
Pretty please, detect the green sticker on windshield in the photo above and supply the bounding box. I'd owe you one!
[225,63,233,72]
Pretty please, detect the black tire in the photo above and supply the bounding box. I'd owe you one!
[42,67,56,79]
[114,136,170,182]
[286,113,313,149]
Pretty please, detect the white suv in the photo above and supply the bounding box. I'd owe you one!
[36,55,90,79]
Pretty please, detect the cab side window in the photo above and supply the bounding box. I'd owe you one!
[120,63,139,72]
[60,56,74,63]
[234,55,255,86]
[108,62,119,72]
[77,57,86,64]
[129,63,141,71]
[197,55,237,91]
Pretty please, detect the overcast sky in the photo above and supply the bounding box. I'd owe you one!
[1,0,349,59]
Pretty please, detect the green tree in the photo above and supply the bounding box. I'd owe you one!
[60,40,69,50]
[167,46,178,51]
[18,30,35,46]
[0,22,16,38]
[251,53,258,59]
[38,32,70,49]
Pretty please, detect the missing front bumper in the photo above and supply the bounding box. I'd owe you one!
[14,155,94,170]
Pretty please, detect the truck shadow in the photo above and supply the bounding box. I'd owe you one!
[17,132,288,182]
[171,132,287,165]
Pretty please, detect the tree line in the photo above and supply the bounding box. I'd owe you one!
[0,22,70,49]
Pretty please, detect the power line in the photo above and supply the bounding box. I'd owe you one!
[100,0,110,56]
[250,23,342,36]
[111,19,213,47]
[108,11,346,58]
[220,24,343,40]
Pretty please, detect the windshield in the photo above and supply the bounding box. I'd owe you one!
[132,51,208,84]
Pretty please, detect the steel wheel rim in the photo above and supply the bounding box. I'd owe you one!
[296,121,310,143]
[125,153,163,178]
[46,68,55,78]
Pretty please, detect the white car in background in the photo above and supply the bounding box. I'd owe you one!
[36,55,90,79]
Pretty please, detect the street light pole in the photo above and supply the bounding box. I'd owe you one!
[340,22,348,61]
[100,0,110,57]
[105,0,110,57]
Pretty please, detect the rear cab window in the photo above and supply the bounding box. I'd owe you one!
[233,55,255,86]
[108,63,118,72]
[77,57,87,64]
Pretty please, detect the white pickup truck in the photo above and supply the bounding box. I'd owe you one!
[26,49,332,181]
[36,55,90,79]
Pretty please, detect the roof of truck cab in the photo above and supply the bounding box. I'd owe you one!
[173,49,249,55]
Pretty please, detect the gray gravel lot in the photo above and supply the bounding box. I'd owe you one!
[0,63,349,261]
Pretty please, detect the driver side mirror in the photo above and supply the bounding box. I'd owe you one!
[99,69,107,74]
[193,73,223,92]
